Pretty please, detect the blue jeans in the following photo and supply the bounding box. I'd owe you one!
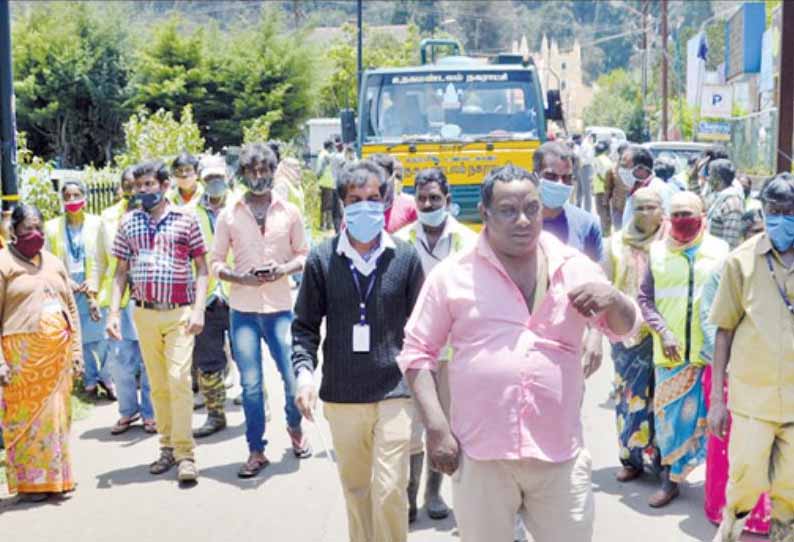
[109,339,154,420]
[230,309,302,453]
[83,340,111,388]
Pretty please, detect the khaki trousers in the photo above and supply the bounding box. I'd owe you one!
[132,306,196,462]
[726,412,794,523]
[453,449,594,542]
[324,398,413,542]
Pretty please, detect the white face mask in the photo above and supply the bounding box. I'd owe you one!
[618,167,637,189]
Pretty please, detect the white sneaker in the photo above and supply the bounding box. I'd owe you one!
[712,511,748,542]
[177,459,199,483]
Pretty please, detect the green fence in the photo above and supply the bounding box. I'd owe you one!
[729,108,778,177]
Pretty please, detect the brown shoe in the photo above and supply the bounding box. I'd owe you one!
[149,448,176,475]
[616,466,642,482]
[648,483,680,508]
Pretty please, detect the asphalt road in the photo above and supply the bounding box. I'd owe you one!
[0,342,768,542]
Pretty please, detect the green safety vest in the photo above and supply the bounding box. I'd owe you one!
[45,213,101,285]
[648,235,728,368]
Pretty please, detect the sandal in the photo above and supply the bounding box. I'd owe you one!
[111,414,141,435]
[237,455,270,479]
[149,448,176,475]
[142,419,157,434]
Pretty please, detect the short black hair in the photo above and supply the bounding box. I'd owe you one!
[533,141,574,173]
[705,145,730,162]
[481,164,538,208]
[11,204,43,232]
[133,161,170,183]
[171,151,199,172]
[414,168,449,195]
[337,160,388,200]
[654,154,677,181]
[594,140,609,155]
[323,139,334,151]
[238,143,278,177]
[627,145,654,170]
[760,172,794,207]
[371,153,398,178]
[267,140,282,164]
[709,159,736,187]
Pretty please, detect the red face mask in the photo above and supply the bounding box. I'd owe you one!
[14,230,45,259]
[670,216,702,243]
[64,199,86,214]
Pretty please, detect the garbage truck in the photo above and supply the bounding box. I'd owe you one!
[346,39,564,225]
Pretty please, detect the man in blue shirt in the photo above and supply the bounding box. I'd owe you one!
[534,141,604,262]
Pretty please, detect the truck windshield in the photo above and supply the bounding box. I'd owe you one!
[361,70,540,143]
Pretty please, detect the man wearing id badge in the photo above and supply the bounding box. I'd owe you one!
[107,161,209,485]
[709,173,794,542]
[293,160,424,542]
[398,164,640,542]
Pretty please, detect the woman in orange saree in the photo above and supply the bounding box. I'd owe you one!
[0,205,82,501]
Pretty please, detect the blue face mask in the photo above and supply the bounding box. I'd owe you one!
[345,201,385,243]
[418,206,448,228]
[765,214,794,252]
[539,179,574,209]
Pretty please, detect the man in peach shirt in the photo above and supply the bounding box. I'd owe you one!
[398,165,640,542]
[210,143,310,478]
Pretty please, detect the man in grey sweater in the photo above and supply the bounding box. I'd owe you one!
[292,159,424,542]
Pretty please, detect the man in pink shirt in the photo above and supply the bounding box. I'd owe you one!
[211,143,310,478]
[398,164,640,542]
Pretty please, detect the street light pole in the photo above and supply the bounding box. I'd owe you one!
[661,0,669,141]
[356,0,363,102]
[0,0,19,213]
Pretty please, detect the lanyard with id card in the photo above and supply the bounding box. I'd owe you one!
[349,262,376,352]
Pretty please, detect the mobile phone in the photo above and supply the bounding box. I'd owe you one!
[253,266,275,277]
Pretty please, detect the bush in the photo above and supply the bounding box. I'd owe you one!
[18,162,60,221]
[115,105,205,168]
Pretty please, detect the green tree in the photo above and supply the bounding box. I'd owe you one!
[12,2,131,167]
[583,69,647,141]
[318,23,421,117]
[115,105,205,168]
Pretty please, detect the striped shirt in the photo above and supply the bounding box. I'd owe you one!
[112,206,207,305]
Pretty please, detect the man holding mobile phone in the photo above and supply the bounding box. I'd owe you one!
[211,143,310,478]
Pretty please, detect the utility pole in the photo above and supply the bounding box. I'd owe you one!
[777,0,794,172]
[0,0,19,214]
[661,0,669,141]
[642,0,649,139]
[356,0,363,103]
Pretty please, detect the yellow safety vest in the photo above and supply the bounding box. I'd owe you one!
[167,183,205,209]
[648,235,728,368]
[94,200,131,308]
[195,203,233,305]
[45,214,101,284]
[593,154,613,195]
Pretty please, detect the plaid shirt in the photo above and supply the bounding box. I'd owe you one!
[112,206,207,305]
[707,187,745,249]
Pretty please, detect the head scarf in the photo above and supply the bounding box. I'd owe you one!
[668,191,706,251]
[615,187,668,348]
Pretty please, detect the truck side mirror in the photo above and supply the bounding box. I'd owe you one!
[340,109,357,144]
[545,90,564,121]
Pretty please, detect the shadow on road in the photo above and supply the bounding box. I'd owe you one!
[79,425,157,448]
[198,449,301,490]
[593,466,717,540]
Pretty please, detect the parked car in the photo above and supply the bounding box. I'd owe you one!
[642,141,711,172]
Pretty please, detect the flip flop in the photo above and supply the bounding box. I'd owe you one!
[142,419,157,434]
[111,414,141,435]
[237,456,269,479]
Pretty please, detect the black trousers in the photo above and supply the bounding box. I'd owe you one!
[193,298,230,374]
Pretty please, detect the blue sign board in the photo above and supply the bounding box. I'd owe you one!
[725,3,766,80]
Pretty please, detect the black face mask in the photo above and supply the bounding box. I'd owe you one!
[245,175,273,195]
[133,191,163,212]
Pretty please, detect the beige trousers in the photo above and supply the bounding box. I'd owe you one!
[726,412,794,523]
[324,398,413,542]
[453,449,594,542]
[132,306,196,461]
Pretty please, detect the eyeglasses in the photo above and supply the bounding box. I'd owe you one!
[541,170,574,184]
[488,202,542,223]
